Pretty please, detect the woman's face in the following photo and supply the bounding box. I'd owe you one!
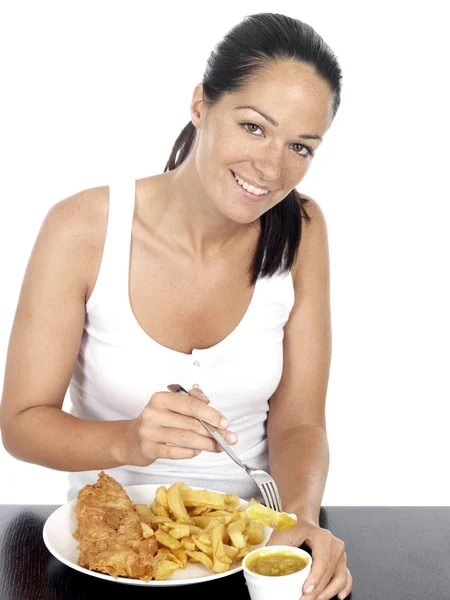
[191,59,335,224]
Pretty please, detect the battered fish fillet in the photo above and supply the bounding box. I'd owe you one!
[73,472,158,581]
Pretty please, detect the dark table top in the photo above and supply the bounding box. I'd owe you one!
[1,505,449,600]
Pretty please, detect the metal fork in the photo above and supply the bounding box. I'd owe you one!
[167,384,283,512]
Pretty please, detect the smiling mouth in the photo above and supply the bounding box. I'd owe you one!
[230,170,272,202]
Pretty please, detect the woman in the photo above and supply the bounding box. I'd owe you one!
[0,12,351,600]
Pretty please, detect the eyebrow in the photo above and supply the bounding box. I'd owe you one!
[233,105,323,142]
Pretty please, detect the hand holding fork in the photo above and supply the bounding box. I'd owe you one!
[167,384,283,512]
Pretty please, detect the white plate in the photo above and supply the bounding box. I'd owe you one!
[43,483,272,586]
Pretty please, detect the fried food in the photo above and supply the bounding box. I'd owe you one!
[73,472,296,581]
[73,472,157,581]
[244,499,298,530]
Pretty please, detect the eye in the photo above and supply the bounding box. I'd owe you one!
[291,143,315,158]
[241,122,264,136]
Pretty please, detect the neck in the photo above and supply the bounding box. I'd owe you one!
[152,156,253,260]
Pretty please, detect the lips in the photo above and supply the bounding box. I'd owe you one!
[230,170,270,203]
[231,171,270,192]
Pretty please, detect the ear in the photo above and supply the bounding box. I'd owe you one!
[190,83,207,129]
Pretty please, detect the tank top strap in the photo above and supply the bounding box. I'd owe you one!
[86,178,136,314]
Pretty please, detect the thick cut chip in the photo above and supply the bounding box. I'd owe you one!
[189,505,212,516]
[212,558,231,573]
[203,518,221,532]
[192,513,234,527]
[154,559,180,580]
[156,547,184,568]
[185,524,206,536]
[140,522,155,538]
[197,531,212,545]
[211,523,232,567]
[147,515,175,526]
[181,487,226,509]
[171,547,188,568]
[185,549,213,570]
[151,500,170,517]
[163,521,203,536]
[155,486,169,510]
[223,544,239,561]
[134,504,154,520]
[168,525,191,539]
[235,544,256,560]
[192,535,213,556]
[167,483,192,523]
[227,520,247,549]
[154,529,183,550]
[182,538,196,551]
[246,520,265,545]
[244,500,297,531]
[224,494,242,512]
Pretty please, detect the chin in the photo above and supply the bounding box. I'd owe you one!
[204,173,269,224]
[221,202,264,226]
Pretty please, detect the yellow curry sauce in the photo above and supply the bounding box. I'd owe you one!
[246,550,308,576]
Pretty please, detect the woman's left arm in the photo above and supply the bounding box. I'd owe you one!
[268,197,331,525]
[267,198,352,600]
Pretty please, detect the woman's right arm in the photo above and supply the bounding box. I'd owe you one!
[0,187,131,471]
[0,187,236,472]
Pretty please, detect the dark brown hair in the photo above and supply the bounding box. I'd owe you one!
[164,13,342,284]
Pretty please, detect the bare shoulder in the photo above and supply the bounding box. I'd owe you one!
[41,184,110,299]
[298,193,328,240]
[44,184,109,248]
[291,193,329,286]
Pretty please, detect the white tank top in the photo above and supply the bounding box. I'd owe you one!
[67,178,295,502]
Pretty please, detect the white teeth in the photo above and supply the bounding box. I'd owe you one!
[233,172,269,196]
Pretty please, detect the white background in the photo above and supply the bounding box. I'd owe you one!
[0,1,448,505]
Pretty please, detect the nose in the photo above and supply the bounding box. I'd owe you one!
[253,143,283,184]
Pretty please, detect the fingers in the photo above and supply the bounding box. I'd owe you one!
[302,531,346,599]
[185,389,237,445]
[186,387,210,403]
[148,400,237,446]
[150,442,202,461]
[151,408,213,436]
[157,389,231,430]
[338,566,353,600]
[183,389,238,448]
[148,426,222,453]
[144,389,238,454]
[153,410,237,446]
[313,558,352,600]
